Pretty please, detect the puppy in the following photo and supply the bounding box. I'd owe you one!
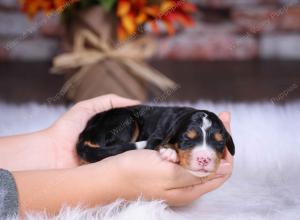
[76,105,235,177]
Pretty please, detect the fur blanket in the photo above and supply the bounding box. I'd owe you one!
[0,101,300,220]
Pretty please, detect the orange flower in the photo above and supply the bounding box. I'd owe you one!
[116,0,197,41]
[20,0,78,17]
[20,0,196,41]
[158,1,197,32]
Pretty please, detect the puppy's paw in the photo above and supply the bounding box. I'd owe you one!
[159,148,179,163]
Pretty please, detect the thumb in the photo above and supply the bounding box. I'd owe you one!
[219,111,231,134]
[218,112,234,162]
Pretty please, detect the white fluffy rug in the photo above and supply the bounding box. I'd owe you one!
[1,101,300,220]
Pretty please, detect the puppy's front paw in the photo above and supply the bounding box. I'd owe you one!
[159,148,179,163]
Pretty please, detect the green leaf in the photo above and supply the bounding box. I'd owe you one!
[100,0,117,11]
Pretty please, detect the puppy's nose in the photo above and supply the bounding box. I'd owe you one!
[190,149,217,172]
[196,156,212,167]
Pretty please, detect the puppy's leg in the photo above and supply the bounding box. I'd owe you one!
[146,138,163,150]
[77,109,139,163]
[146,128,169,150]
[159,147,179,163]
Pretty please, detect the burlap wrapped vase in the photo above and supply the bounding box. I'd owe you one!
[51,6,176,102]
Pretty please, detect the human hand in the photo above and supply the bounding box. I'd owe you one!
[46,94,139,169]
[13,112,233,216]
[104,112,233,206]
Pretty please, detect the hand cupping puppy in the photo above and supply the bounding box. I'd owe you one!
[47,94,233,206]
[0,94,233,216]
[103,146,233,206]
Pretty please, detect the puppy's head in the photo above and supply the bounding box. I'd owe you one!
[169,110,235,177]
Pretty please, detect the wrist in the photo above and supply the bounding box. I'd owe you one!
[0,130,56,171]
[91,158,125,203]
[32,128,58,170]
[68,159,124,206]
[45,126,81,169]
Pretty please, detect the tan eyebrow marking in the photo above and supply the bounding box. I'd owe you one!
[186,129,198,139]
[214,132,223,142]
[84,141,100,148]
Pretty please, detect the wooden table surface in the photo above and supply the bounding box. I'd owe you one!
[0,60,299,104]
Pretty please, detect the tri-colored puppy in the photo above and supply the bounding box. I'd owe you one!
[76,105,235,177]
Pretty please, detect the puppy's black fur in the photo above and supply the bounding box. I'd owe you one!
[77,105,235,164]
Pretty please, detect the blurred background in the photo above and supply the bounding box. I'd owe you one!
[0,0,299,104]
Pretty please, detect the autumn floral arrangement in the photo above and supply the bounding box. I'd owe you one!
[20,0,197,101]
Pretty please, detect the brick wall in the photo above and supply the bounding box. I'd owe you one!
[0,0,61,61]
[1,0,300,61]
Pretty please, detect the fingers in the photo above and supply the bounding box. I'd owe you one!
[223,146,234,163]
[166,175,227,206]
[218,111,234,163]
[218,111,231,134]
[79,94,140,114]
[215,159,232,176]
[166,163,214,189]
[192,176,225,194]
[60,94,140,130]
[107,94,141,110]
[165,157,232,189]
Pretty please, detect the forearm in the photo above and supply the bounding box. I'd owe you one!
[0,130,55,171]
[12,162,121,216]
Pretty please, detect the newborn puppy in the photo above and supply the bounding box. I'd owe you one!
[77,105,235,177]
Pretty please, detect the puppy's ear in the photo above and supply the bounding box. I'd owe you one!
[225,132,235,156]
